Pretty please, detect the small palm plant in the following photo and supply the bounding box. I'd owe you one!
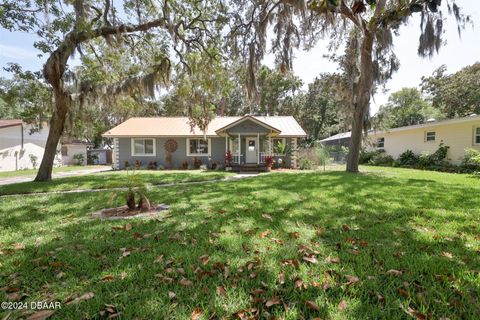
[111,169,151,212]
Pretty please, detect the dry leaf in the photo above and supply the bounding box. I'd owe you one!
[338,300,347,311]
[265,296,281,307]
[259,230,270,238]
[305,300,320,311]
[441,252,453,259]
[154,255,164,263]
[294,278,304,289]
[302,255,318,264]
[216,285,227,297]
[398,288,409,298]
[26,310,55,320]
[66,292,95,305]
[179,278,193,287]
[14,243,25,250]
[125,223,132,231]
[168,291,176,299]
[262,214,273,222]
[120,272,127,280]
[326,256,340,264]
[191,307,204,320]
[101,275,114,282]
[386,269,403,276]
[278,272,285,285]
[198,255,210,265]
[342,224,351,231]
[345,275,360,286]
[290,232,300,239]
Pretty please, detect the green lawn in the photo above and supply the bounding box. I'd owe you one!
[0,170,234,195]
[0,165,108,179]
[0,167,479,319]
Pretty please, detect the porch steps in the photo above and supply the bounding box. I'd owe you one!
[232,163,268,173]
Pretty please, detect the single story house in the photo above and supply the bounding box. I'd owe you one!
[321,114,480,165]
[102,115,307,170]
[0,119,62,172]
[60,139,92,166]
[320,132,351,147]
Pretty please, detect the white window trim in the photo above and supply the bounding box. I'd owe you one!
[425,131,436,143]
[186,138,211,156]
[131,138,156,156]
[376,137,385,149]
[474,127,480,145]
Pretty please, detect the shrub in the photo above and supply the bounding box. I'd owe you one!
[73,153,85,165]
[264,156,274,167]
[299,158,316,170]
[124,160,130,169]
[147,161,157,170]
[192,157,202,169]
[181,160,189,170]
[398,150,418,166]
[29,154,38,169]
[462,148,480,170]
[224,150,233,166]
[368,152,394,166]
[134,160,142,170]
[359,149,379,164]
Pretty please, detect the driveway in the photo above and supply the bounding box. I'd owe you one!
[0,166,112,186]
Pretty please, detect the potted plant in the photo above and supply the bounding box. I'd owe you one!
[264,155,274,171]
[224,150,233,171]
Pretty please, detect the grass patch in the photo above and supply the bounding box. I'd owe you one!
[0,165,108,179]
[0,170,234,195]
[0,167,479,319]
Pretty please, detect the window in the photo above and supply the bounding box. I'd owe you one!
[376,138,385,149]
[131,138,155,156]
[426,131,436,142]
[187,138,210,156]
[61,146,68,156]
[248,139,255,151]
[475,127,480,145]
[229,138,239,154]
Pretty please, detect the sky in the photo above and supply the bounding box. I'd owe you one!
[0,1,479,115]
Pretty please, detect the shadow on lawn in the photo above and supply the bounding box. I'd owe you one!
[2,171,480,319]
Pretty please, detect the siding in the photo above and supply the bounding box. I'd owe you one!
[117,136,295,168]
[368,120,480,164]
[225,119,271,134]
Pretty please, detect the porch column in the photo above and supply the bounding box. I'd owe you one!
[238,133,241,164]
[269,133,272,155]
[292,138,298,168]
[257,133,260,164]
[225,135,228,152]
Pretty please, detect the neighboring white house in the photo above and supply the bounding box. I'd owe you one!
[0,119,62,172]
[321,115,480,165]
[60,140,91,166]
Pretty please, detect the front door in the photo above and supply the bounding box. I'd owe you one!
[246,137,257,163]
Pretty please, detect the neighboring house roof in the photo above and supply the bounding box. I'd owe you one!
[0,119,23,129]
[102,116,307,138]
[320,132,351,142]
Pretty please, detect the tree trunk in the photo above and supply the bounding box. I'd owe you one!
[34,90,70,181]
[346,32,375,173]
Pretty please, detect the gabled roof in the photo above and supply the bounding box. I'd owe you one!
[0,119,23,129]
[215,115,281,134]
[102,116,307,138]
[320,132,351,142]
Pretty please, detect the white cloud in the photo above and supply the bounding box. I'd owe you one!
[0,44,37,60]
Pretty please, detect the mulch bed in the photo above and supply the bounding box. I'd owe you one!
[91,204,170,220]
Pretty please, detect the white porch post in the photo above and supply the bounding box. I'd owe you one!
[225,135,228,152]
[292,138,298,168]
[269,133,272,155]
[238,133,241,164]
[257,133,260,164]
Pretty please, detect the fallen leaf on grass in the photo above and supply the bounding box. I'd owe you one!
[441,252,453,259]
[345,275,360,286]
[290,232,300,239]
[125,223,132,231]
[338,300,347,311]
[401,304,427,320]
[261,214,273,222]
[342,224,351,231]
[168,291,176,299]
[259,230,270,238]
[154,255,164,263]
[325,256,340,264]
[191,307,203,320]
[14,243,25,250]
[101,275,114,282]
[216,285,227,297]
[26,310,55,320]
[305,300,320,311]
[179,278,193,287]
[99,304,121,319]
[278,272,285,285]
[198,255,210,265]
[386,269,403,276]
[66,292,95,305]
[265,296,281,307]
[294,278,304,289]
[302,255,318,264]
[398,288,409,298]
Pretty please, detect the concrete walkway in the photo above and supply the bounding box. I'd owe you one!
[0,166,112,186]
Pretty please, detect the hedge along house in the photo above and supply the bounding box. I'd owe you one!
[102,115,307,170]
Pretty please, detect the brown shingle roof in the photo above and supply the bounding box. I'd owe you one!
[102,116,307,138]
[0,119,23,129]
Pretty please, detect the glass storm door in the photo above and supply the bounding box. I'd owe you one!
[246,137,257,163]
